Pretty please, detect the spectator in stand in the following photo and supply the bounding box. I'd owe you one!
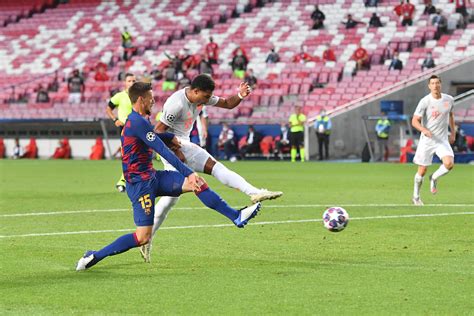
[0,138,5,159]
[342,14,365,29]
[12,138,23,159]
[244,69,257,90]
[311,5,326,29]
[218,123,237,161]
[94,63,109,82]
[205,37,219,64]
[322,44,336,62]
[162,63,177,91]
[265,47,280,63]
[388,52,403,70]
[121,27,133,61]
[67,69,84,104]
[118,65,127,81]
[394,0,404,17]
[423,0,437,15]
[48,71,59,92]
[199,54,213,75]
[293,45,313,63]
[401,0,415,26]
[352,45,370,71]
[240,125,262,160]
[90,137,105,160]
[51,138,71,159]
[365,0,379,7]
[369,12,383,28]
[232,46,249,60]
[274,123,290,160]
[421,52,436,70]
[314,110,332,160]
[150,64,162,81]
[36,84,50,103]
[177,71,191,90]
[231,48,248,79]
[140,71,152,83]
[23,138,38,159]
[432,9,447,40]
[164,51,184,77]
[452,0,469,28]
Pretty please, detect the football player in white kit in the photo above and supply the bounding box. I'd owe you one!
[140,74,283,261]
[411,75,456,206]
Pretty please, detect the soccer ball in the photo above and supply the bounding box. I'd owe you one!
[322,207,349,232]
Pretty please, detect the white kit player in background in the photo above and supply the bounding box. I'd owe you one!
[411,75,456,206]
[140,74,283,262]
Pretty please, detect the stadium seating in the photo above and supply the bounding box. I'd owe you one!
[0,0,473,122]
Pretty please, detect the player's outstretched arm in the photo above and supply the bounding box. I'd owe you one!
[135,120,193,177]
[215,82,252,109]
[449,111,456,144]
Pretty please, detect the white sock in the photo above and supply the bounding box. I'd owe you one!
[413,173,423,199]
[151,196,180,240]
[432,164,450,180]
[211,162,260,195]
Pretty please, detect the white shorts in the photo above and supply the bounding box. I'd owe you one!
[161,139,214,172]
[413,136,454,166]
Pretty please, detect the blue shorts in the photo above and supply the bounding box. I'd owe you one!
[126,170,185,226]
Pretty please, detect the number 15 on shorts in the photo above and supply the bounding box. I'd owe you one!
[138,194,152,215]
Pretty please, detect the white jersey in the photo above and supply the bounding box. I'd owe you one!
[160,88,218,140]
[413,93,454,143]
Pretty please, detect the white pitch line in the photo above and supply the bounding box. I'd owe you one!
[2,203,474,218]
[0,211,473,239]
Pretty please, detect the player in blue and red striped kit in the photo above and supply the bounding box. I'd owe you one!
[76,82,261,270]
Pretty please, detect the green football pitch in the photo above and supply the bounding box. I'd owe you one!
[1,160,473,315]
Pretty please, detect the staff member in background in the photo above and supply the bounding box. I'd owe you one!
[375,112,391,161]
[288,105,306,162]
[106,73,136,192]
[314,110,332,160]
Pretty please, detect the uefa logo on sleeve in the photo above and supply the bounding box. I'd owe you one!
[146,132,156,142]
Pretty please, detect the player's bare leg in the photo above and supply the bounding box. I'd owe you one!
[429,156,454,194]
[413,165,427,206]
[141,196,180,263]
[205,158,283,203]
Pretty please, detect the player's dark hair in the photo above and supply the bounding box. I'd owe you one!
[191,74,215,92]
[128,82,152,104]
[125,73,135,80]
[428,75,441,83]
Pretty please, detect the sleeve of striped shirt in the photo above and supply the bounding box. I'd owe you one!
[134,118,193,177]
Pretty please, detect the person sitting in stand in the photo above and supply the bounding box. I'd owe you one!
[369,12,383,28]
[352,45,370,70]
[292,45,313,63]
[342,14,365,29]
[36,84,50,103]
[421,52,436,70]
[322,44,336,62]
[388,52,403,70]
[244,69,257,90]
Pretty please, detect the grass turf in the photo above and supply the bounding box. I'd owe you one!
[0,160,473,315]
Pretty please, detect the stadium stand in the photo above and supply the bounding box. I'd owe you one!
[0,0,473,123]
